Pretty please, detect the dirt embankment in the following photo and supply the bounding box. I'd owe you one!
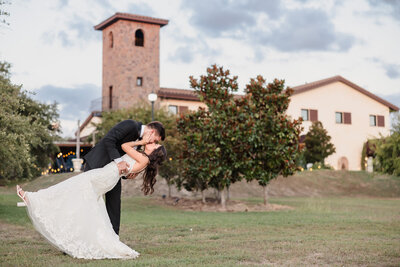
[121,170,400,212]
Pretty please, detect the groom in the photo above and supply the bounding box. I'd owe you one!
[83,120,165,235]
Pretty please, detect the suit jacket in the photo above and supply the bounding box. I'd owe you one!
[83,119,142,169]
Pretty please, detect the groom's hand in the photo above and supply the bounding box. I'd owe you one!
[117,161,130,175]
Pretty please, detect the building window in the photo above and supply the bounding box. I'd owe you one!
[168,105,178,115]
[336,112,343,123]
[370,115,385,127]
[370,115,376,126]
[136,77,143,86]
[109,31,113,48]
[179,106,189,114]
[336,112,351,124]
[377,115,385,127]
[301,109,318,121]
[109,86,113,109]
[135,29,144,47]
[343,112,352,124]
[301,109,308,121]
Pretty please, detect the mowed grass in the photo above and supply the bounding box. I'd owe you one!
[1,173,400,266]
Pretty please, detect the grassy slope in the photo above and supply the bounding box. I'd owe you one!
[0,171,399,266]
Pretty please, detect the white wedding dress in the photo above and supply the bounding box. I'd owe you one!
[24,154,140,259]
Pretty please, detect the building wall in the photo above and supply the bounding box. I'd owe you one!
[287,81,391,170]
[80,116,102,139]
[159,99,207,112]
[102,20,161,111]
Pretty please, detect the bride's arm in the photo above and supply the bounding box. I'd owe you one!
[121,140,149,173]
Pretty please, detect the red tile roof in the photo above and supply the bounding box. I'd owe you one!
[158,87,199,101]
[157,76,398,111]
[291,75,399,111]
[157,87,243,101]
[94,12,169,31]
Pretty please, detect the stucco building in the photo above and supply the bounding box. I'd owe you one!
[79,12,399,171]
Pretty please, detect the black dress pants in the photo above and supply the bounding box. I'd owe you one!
[84,163,121,235]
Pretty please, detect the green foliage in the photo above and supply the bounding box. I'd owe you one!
[374,117,400,176]
[241,76,304,187]
[177,65,304,201]
[0,61,60,183]
[177,65,243,195]
[304,121,335,165]
[361,142,367,171]
[91,104,182,184]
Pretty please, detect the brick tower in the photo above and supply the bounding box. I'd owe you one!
[94,13,168,111]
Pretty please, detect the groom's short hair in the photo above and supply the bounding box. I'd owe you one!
[147,121,165,141]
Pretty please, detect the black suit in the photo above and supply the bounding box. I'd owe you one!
[83,119,142,235]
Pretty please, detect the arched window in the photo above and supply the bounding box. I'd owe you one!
[135,29,144,47]
[109,31,113,48]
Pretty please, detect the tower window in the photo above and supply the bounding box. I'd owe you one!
[109,86,113,109]
[109,31,113,48]
[136,77,143,86]
[135,29,144,47]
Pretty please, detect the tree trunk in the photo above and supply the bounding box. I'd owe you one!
[215,189,220,202]
[227,186,230,201]
[201,190,206,204]
[220,189,226,209]
[263,186,268,206]
[168,184,172,198]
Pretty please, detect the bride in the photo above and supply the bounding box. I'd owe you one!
[16,137,167,259]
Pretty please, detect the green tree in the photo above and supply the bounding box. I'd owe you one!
[176,109,211,203]
[303,121,335,166]
[374,114,400,176]
[241,76,304,205]
[177,65,245,208]
[178,65,303,207]
[91,104,181,192]
[0,61,59,183]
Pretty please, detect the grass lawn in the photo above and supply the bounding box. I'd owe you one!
[0,173,399,266]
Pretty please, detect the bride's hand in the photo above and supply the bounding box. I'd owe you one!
[142,132,154,145]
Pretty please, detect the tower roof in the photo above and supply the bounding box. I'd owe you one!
[94,12,169,31]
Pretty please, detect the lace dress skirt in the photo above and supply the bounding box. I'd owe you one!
[25,161,139,259]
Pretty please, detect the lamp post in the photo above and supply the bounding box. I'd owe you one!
[148,92,157,121]
[72,120,82,172]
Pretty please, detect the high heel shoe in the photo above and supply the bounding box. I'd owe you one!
[16,185,27,205]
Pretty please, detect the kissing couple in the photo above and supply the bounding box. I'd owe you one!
[17,119,167,259]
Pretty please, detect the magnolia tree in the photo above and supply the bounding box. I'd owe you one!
[176,109,213,203]
[177,65,245,208]
[177,65,303,207]
[240,77,303,205]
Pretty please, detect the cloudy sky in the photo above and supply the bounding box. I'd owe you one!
[1,0,399,137]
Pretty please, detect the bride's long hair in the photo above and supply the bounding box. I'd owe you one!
[142,145,167,195]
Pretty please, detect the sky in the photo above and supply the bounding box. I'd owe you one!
[0,0,399,137]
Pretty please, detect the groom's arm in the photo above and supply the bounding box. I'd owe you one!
[103,120,139,162]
